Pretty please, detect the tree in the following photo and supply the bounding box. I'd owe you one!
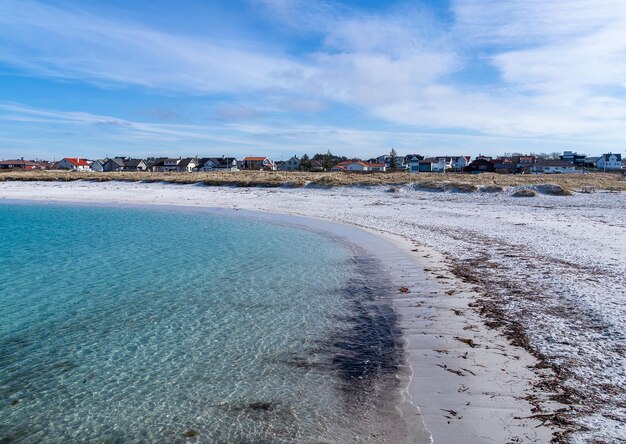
[300,154,311,171]
[389,148,398,169]
[321,150,334,171]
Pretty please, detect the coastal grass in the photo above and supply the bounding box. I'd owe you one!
[1,170,624,191]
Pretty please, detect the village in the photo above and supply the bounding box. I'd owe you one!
[0,150,624,174]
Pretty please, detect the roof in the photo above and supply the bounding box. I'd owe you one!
[244,156,268,161]
[601,153,622,161]
[0,159,40,166]
[367,163,386,167]
[535,159,575,167]
[64,157,90,166]
[123,159,145,168]
[177,158,198,168]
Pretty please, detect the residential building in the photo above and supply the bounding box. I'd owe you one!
[200,157,239,171]
[464,158,495,173]
[408,156,420,173]
[416,157,449,172]
[243,157,276,170]
[0,159,44,170]
[561,151,587,166]
[343,161,386,172]
[493,158,517,174]
[177,158,200,172]
[89,159,106,172]
[452,156,471,172]
[56,158,90,171]
[309,160,325,172]
[531,159,577,174]
[277,156,301,171]
[152,158,182,172]
[103,158,148,172]
[596,153,623,171]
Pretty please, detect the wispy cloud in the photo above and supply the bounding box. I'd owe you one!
[1,0,626,156]
[0,0,308,93]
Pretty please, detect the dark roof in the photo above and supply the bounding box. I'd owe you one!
[535,159,575,167]
[601,153,622,161]
[0,159,41,166]
[123,159,145,168]
[177,158,199,168]
[202,157,238,167]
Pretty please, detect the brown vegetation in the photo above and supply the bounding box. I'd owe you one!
[0,170,624,191]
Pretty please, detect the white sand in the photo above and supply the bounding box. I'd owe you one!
[2,180,625,443]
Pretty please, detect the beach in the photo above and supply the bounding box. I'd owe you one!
[1,180,624,443]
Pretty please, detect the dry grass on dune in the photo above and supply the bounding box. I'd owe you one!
[0,170,624,191]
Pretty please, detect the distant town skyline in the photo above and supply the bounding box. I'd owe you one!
[2,0,626,159]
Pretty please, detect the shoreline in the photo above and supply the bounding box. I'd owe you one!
[0,187,564,442]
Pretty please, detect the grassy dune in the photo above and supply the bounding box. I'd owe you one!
[0,170,624,191]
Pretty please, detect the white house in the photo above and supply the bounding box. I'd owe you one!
[277,156,301,171]
[344,161,369,171]
[201,157,239,171]
[344,161,386,172]
[408,156,420,173]
[452,156,471,172]
[56,157,90,171]
[596,153,623,171]
[531,159,577,174]
[177,158,200,172]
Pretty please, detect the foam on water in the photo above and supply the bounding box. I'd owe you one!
[0,203,415,443]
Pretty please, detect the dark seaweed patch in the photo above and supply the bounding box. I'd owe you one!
[327,254,404,397]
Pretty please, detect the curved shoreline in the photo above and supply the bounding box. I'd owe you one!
[0,186,562,442]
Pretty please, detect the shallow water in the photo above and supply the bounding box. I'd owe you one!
[0,203,410,443]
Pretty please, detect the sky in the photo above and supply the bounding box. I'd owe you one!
[1,0,626,160]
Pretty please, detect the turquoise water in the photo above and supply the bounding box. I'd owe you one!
[0,203,407,443]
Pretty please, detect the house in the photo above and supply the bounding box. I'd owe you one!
[516,156,535,173]
[309,160,325,172]
[0,159,44,170]
[200,157,239,171]
[375,154,402,169]
[102,157,148,172]
[584,156,600,168]
[342,161,385,172]
[452,156,471,172]
[243,156,276,170]
[89,159,107,172]
[531,159,577,174]
[493,158,517,174]
[408,156,421,173]
[56,158,90,171]
[367,162,387,172]
[464,158,495,173]
[596,153,623,171]
[277,156,300,171]
[152,158,181,172]
[403,154,424,169]
[416,157,448,173]
[561,151,587,166]
[177,158,200,172]
[344,161,370,172]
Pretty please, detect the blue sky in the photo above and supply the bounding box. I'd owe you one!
[1,0,626,160]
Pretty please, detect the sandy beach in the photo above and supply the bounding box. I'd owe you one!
[1,180,624,443]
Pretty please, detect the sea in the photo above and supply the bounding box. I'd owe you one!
[0,202,415,443]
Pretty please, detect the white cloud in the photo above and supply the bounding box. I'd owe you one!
[0,0,309,94]
[2,0,626,152]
